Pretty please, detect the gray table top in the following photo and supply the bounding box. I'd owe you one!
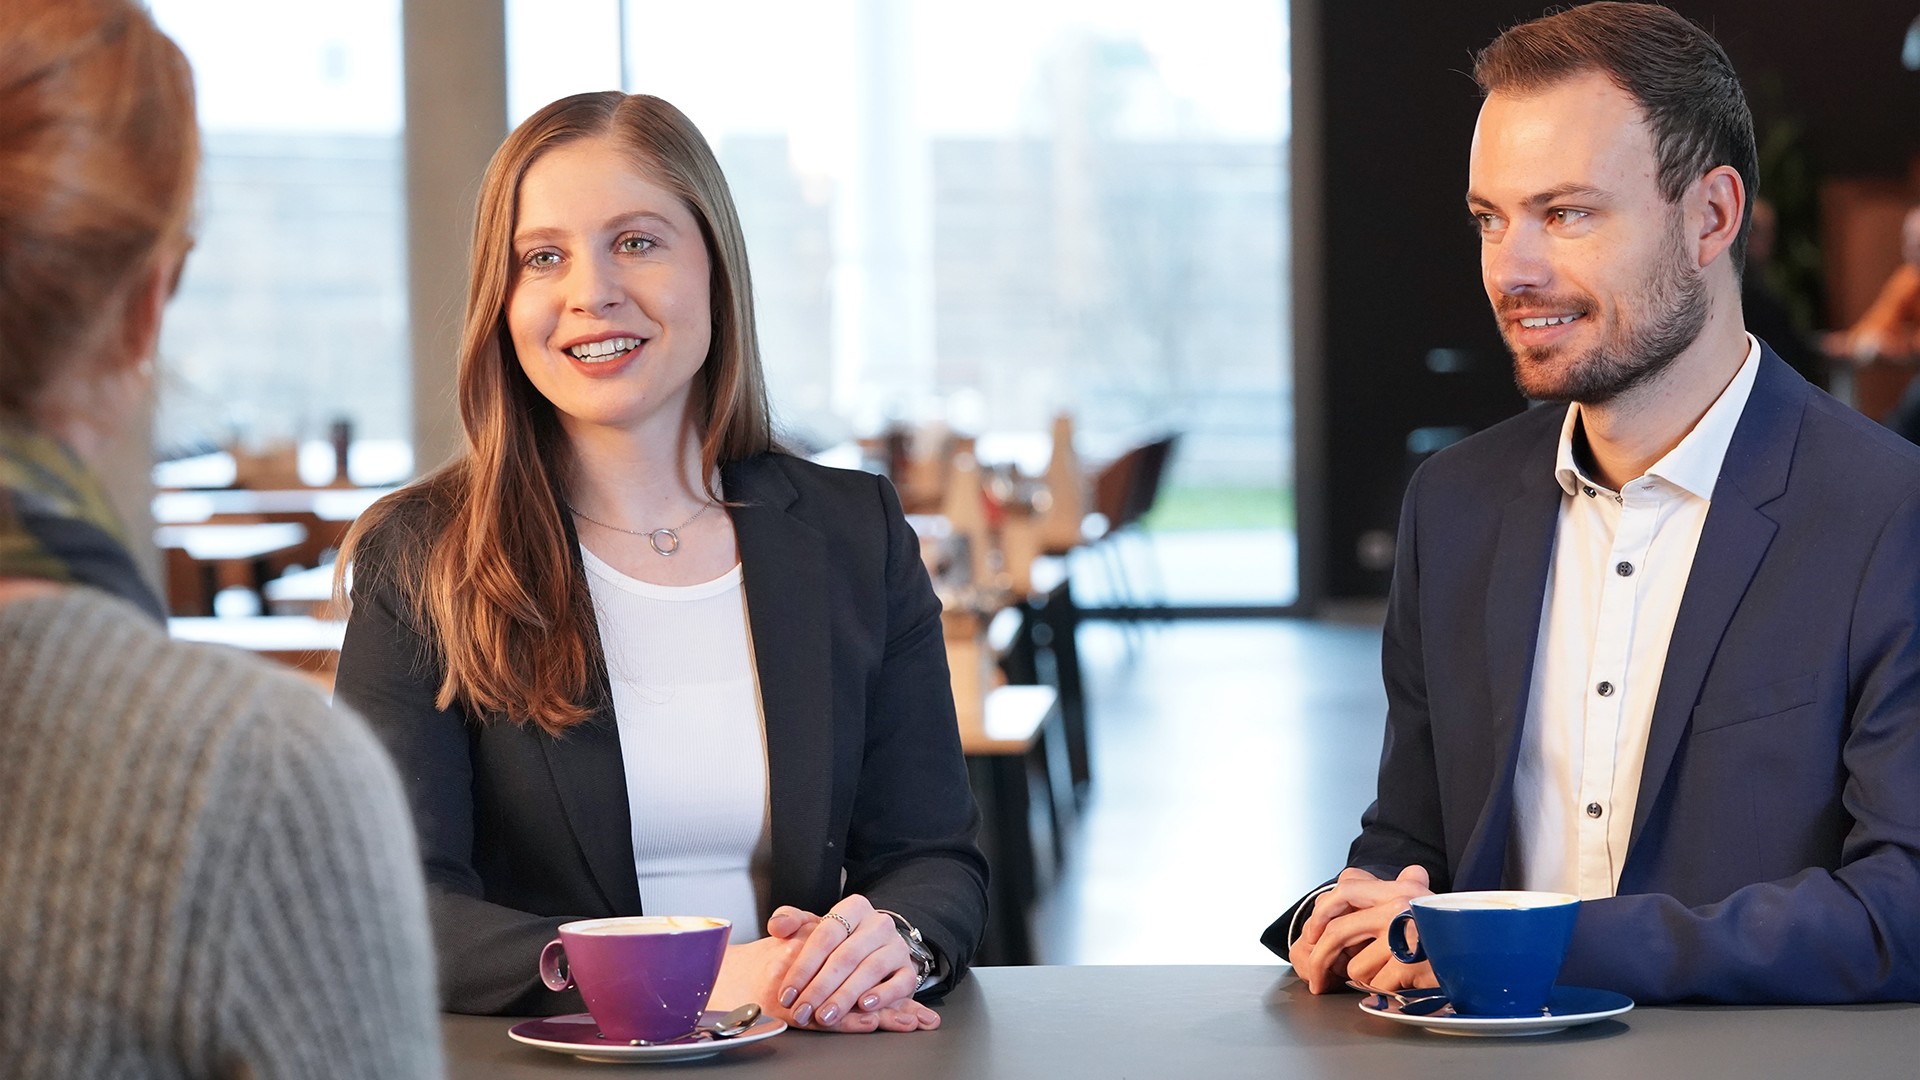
[443,965,1920,1079]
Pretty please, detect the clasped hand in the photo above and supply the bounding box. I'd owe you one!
[1288,865,1438,994]
[708,894,938,1033]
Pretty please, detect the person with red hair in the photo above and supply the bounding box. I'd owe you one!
[0,2,443,1075]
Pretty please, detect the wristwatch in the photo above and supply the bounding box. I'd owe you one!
[876,908,938,990]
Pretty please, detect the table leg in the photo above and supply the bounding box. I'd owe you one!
[1037,580,1091,803]
[967,754,1036,966]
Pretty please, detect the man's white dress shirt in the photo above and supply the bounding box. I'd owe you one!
[1512,334,1762,898]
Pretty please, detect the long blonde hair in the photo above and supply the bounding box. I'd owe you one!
[340,93,773,734]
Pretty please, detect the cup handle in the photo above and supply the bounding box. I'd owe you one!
[538,938,573,992]
[1386,909,1425,965]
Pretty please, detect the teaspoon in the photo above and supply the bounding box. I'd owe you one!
[699,1003,762,1039]
[1345,979,1450,1016]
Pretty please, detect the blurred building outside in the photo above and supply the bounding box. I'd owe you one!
[151,0,1295,605]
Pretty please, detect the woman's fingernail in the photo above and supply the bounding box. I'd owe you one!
[860,994,880,1011]
[779,987,798,1008]
[818,1005,840,1025]
[793,1003,814,1026]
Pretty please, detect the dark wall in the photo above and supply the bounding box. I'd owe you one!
[1303,0,1920,598]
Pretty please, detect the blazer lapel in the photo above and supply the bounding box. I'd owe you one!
[539,714,644,914]
[1458,444,1562,890]
[1630,352,1800,845]
[725,458,837,908]
[539,508,644,915]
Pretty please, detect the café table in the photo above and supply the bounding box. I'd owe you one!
[155,521,309,615]
[955,683,1064,967]
[153,521,307,564]
[169,615,346,688]
[262,561,345,617]
[151,485,398,524]
[441,964,1920,1078]
[151,438,415,490]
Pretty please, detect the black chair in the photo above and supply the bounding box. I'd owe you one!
[1083,433,1179,614]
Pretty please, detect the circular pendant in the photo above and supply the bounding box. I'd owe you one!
[648,527,681,556]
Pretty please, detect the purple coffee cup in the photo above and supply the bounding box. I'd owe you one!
[538,916,732,1043]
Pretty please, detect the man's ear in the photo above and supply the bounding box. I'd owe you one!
[1692,165,1746,271]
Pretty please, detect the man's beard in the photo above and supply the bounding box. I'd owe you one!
[1498,219,1709,406]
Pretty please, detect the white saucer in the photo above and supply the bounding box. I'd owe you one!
[1358,985,1634,1037]
[508,1010,786,1063]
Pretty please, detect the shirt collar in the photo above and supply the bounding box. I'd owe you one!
[1553,333,1762,501]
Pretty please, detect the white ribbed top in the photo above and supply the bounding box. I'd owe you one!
[581,547,772,941]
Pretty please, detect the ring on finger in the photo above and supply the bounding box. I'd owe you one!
[827,912,856,939]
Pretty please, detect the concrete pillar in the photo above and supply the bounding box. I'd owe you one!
[402,0,507,476]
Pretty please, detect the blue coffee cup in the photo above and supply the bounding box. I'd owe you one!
[1386,891,1580,1017]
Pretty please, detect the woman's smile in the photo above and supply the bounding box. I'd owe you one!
[507,135,712,438]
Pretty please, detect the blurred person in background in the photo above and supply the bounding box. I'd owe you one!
[334,92,984,1032]
[0,1,443,1076]
[1832,205,1920,442]
[1832,204,1920,364]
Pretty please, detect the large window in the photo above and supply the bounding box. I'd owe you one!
[510,0,1292,604]
[149,0,411,484]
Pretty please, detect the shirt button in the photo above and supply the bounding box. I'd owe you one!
[1583,486,1597,498]
[1616,561,1634,577]
[1596,681,1614,697]
[1586,802,1603,819]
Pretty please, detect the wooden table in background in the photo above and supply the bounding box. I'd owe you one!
[946,603,1067,966]
[155,522,308,616]
[262,562,345,618]
[152,486,397,525]
[168,615,346,690]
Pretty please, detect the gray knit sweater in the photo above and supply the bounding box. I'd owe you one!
[0,589,444,1078]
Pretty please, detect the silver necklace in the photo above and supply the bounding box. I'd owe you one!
[567,499,715,556]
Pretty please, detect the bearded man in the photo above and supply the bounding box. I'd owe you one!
[1266,2,1920,1005]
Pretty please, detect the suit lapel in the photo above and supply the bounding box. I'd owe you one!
[1631,352,1800,844]
[539,713,644,914]
[539,508,644,914]
[1458,435,1562,889]
[725,458,836,908]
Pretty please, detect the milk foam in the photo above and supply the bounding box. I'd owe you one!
[1417,890,1577,912]
[569,916,727,935]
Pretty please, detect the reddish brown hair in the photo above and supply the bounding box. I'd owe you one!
[0,0,197,420]
[1474,2,1758,276]
[339,93,773,734]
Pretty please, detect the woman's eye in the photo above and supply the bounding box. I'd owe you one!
[618,234,657,254]
[523,250,560,269]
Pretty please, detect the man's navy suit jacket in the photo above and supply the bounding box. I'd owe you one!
[1269,346,1920,1003]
